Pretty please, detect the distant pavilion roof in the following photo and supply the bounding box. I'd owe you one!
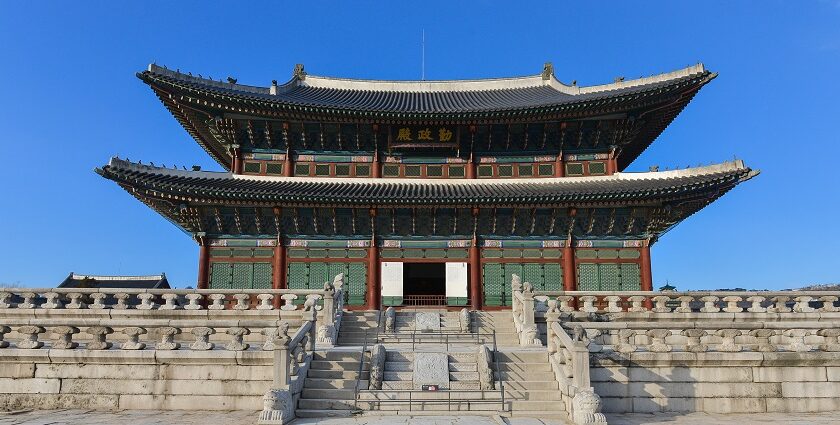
[58,273,171,289]
[97,158,757,208]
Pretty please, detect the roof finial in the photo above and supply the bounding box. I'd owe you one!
[294,64,306,80]
[542,62,554,80]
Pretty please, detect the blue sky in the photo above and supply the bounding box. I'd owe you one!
[1,1,838,289]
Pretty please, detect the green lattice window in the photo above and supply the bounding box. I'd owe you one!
[538,164,554,176]
[588,161,607,175]
[243,162,261,174]
[448,165,465,178]
[383,164,400,177]
[355,164,370,177]
[295,163,311,176]
[565,163,584,176]
[477,165,493,178]
[427,165,443,177]
[517,164,533,177]
[335,164,351,176]
[286,261,367,305]
[405,165,421,177]
[483,262,563,306]
[498,165,513,177]
[577,262,641,291]
[265,163,283,175]
[210,262,272,289]
[315,164,331,176]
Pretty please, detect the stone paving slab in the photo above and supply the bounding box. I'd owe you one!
[1,410,839,425]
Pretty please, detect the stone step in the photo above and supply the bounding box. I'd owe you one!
[508,400,565,411]
[494,371,554,380]
[507,410,569,419]
[304,378,368,389]
[495,380,558,390]
[295,409,355,418]
[449,363,477,372]
[380,381,479,390]
[450,371,479,381]
[309,369,370,379]
[494,352,548,362]
[312,350,365,361]
[301,388,356,399]
[357,401,501,412]
[383,371,412,381]
[358,391,503,401]
[493,363,552,372]
[298,398,358,410]
[385,352,475,362]
[384,361,412,372]
[502,389,564,401]
[310,360,368,371]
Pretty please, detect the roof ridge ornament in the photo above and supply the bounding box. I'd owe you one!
[542,62,554,81]
[294,64,306,81]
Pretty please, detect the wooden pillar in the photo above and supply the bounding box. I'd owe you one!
[562,238,576,291]
[555,152,565,177]
[469,208,482,310]
[196,235,210,290]
[466,153,476,179]
[231,146,243,175]
[273,241,287,290]
[372,124,381,178]
[365,208,380,310]
[640,240,653,291]
[606,146,618,175]
[283,149,293,177]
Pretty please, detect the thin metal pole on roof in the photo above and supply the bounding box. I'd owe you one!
[421,29,425,81]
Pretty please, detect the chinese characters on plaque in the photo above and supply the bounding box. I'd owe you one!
[392,126,456,146]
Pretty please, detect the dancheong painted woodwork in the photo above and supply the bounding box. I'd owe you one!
[97,61,758,310]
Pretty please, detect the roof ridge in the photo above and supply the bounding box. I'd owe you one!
[144,63,708,96]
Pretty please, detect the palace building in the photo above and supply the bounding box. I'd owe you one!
[97,62,757,310]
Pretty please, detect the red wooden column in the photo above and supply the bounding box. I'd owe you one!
[196,234,210,290]
[469,208,483,310]
[466,125,477,179]
[555,151,565,177]
[273,241,287,290]
[282,123,294,177]
[562,237,576,291]
[372,124,381,178]
[231,146,243,175]
[365,208,381,310]
[606,146,618,175]
[640,240,653,291]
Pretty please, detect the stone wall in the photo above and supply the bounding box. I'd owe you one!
[592,351,840,413]
[0,349,272,410]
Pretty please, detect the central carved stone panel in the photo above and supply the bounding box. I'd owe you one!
[414,312,441,332]
[412,352,449,389]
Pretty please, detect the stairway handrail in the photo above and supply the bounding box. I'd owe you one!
[352,329,369,411]
[493,330,506,412]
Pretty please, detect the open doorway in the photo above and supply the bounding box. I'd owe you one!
[403,262,446,305]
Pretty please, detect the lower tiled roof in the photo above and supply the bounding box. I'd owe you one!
[97,158,757,208]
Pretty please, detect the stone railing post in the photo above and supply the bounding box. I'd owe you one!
[317,281,336,346]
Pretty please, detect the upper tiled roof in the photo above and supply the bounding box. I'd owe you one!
[97,158,757,207]
[138,63,713,119]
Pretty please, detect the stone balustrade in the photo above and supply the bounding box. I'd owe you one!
[545,300,607,425]
[529,291,840,315]
[563,322,840,354]
[260,311,317,424]
[0,287,334,312]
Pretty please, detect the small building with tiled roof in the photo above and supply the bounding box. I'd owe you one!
[58,273,170,289]
[98,62,756,310]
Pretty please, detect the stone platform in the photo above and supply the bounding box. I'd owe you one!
[1,410,840,425]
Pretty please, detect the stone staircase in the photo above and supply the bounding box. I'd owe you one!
[493,350,567,418]
[336,311,381,346]
[297,309,568,421]
[296,349,367,418]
